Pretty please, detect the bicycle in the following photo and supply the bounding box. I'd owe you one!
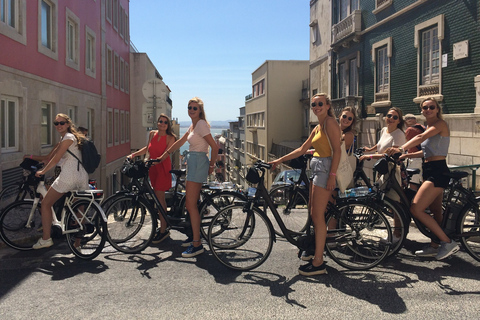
[207,160,392,271]
[103,158,246,253]
[267,154,312,237]
[368,153,480,261]
[0,164,107,260]
[0,159,40,213]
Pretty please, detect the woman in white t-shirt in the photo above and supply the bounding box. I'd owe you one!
[33,113,89,249]
[159,97,219,258]
[360,107,406,161]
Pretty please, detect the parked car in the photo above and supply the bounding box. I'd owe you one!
[272,169,303,186]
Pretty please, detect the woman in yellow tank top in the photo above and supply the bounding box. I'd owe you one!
[270,93,341,276]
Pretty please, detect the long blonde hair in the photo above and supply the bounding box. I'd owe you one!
[157,113,176,139]
[56,113,84,147]
[188,97,210,127]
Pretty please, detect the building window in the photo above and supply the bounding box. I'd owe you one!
[106,0,112,24]
[421,27,440,86]
[65,8,79,70]
[114,109,119,145]
[120,58,124,91]
[107,108,113,146]
[252,79,265,98]
[125,111,130,142]
[337,53,359,98]
[120,110,125,144]
[372,37,392,107]
[112,0,118,31]
[337,0,359,22]
[41,102,52,146]
[106,45,113,85]
[414,15,444,103]
[119,5,124,39]
[1,96,18,152]
[85,26,96,78]
[114,52,119,89]
[124,11,129,44]
[125,63,129,93]
[373,0,393,14]
[66,105,76,124]
[86,109,93,141]
[38,0,58,60]
[0,0,26,44]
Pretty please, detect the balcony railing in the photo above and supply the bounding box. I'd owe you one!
[332,10,362,44]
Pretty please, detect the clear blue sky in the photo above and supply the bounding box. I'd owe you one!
[129,0,310,122]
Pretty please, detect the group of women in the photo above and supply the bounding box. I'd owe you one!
[30,93,458,275]
[271,93,458,276]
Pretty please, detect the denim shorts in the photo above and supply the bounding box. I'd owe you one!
[310,156,332,189]
[186,151,209,183]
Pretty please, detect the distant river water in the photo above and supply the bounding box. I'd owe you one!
[178,127,228,155]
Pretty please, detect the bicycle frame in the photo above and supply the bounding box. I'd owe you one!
[25,178,106,235]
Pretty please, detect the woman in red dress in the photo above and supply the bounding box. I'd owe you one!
[129,114,176,243]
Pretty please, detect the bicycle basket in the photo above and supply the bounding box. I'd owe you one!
[289,156,306,169]
[246,167,261,184]
[19,158,41,171]
[373,158,389,175]
[122,160,147,179]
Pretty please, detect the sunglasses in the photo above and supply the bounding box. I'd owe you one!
[311,102,323,108]
[53,121,67,126]
[386,114,399,120]
[342,114,353,121]
[157,120,169,124]
[422,105,436,111]
[188,106,198,111]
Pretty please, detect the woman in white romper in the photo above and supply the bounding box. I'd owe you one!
[33,113,88,249]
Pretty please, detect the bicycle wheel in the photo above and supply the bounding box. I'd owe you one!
[0,200,41,250]
[199,191,247,239]
[380,197,409,256]
[208,204,274,271]
[267,185,309,237]
[0,184,22,213]
[457,200,480,262]
[65,200,107,260]
[105,196,156,253]
[326,200,392,270]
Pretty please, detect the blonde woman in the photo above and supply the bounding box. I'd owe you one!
[159,97,219,258]
[33,114,89,249]
[387,97,459,260]
[270,93,341,276]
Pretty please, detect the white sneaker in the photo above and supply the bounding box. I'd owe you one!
[33,238,53,249]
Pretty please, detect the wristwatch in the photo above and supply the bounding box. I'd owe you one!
[398,146,405,153]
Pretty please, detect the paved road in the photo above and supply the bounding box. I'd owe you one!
[0,227,479,320]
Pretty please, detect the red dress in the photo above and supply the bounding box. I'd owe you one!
[148,132,172,191]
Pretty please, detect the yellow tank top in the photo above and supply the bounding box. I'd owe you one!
[311,125,332,157]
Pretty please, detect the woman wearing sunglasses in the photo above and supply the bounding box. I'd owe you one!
[386,97,459,260]
[158,97,219,258]
[339,106,357,154]
[360,107,406,162]
[270,93,341,276]
[128,113,176,244]
[32,114,89,249]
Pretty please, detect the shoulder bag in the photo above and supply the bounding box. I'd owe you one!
[324,119,353,192]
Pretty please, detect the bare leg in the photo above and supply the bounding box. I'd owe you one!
[410,181,449,243]
[185,181,202,247]
[154,189,168,233]
[40,187,64,240]
[310,184,332,267]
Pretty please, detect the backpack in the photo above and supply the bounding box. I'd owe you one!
[68,138,101,174]
[412,124,425,151]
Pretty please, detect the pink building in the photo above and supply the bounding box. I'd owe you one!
[0,0,131,194]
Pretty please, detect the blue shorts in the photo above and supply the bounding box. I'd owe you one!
[186,151,209,183]
[310,156,332,189]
